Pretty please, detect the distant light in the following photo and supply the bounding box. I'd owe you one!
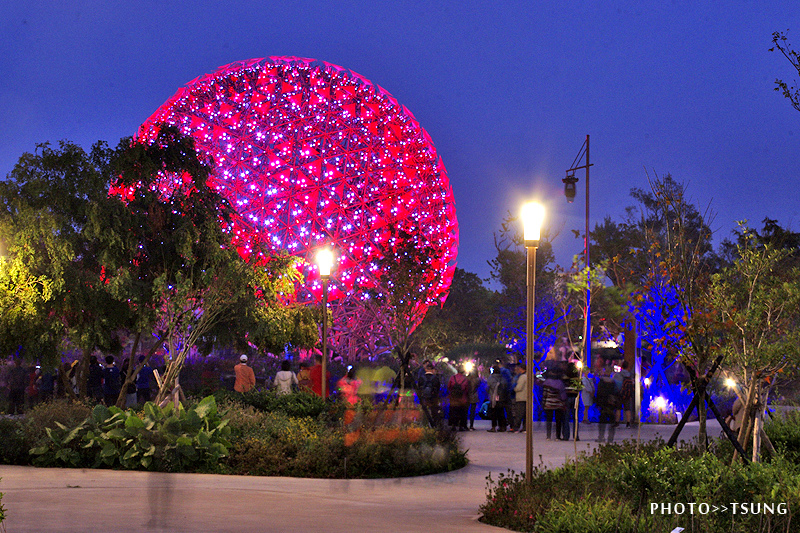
[654,396,667,410]
[725,378,736,389]
[643,377,651,387]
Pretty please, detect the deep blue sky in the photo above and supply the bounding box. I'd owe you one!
[1,1,798,282]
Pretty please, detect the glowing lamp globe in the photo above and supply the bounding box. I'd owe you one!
[134,57,458,356]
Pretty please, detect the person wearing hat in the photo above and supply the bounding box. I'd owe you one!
[234,355,256,393]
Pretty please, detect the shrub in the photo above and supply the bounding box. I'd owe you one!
[30,396,231,472]
[0,418,28,465]
[481,440,800,533]
[765,409,800,462]
[22,399,92,451]
[214,389,328,419]
[220,399,467,478]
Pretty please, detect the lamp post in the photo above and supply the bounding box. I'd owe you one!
[522,201,544,485]
[564,134,593,368]
[316,247,334,400]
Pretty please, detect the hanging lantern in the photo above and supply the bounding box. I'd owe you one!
[563,173,578,203]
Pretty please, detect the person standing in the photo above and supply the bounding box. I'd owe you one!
[8,358,28,415]
[581,371,596,423]
[273,359,299,395]
[486,364,508,432]
[234,354,256,393]
[510,363,528,432]
[595,374,620,443]
[499,360,515,431]
[120,359,138,407]
[102,356,121,406]
[337,366,362,405]
[466,364,481,430]
[296,361,312,392]
[309,354,331,398]
[136,356,155,404]
[87,355,104,402]
[447,364,470,431]
[541,368,567,440]
[415,360,442,427]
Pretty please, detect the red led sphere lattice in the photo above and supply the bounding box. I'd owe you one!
[135,57,458,354]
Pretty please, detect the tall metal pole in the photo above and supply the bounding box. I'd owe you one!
[584,134,591,369]
[321,276,328,400]
[525,243,537,484]
[564,135,592,368]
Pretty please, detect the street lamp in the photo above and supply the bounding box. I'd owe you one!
[316,247,335,400]
[564,134,593,368]
[522,201,544,484]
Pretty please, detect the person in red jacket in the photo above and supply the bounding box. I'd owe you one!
[234,355,256,393]
[309,354,331,398]
[447,364,470,431]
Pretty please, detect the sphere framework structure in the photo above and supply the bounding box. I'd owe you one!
[136,57,458,357]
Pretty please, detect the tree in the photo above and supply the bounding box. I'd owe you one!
[625,173,719,448]
[414,268,498,357]
[368,225,447,395]
[489,211,561,359]
[0,140,131,396]
[710,225,800,462]
[771,31,800,113]
[103,126,318,404]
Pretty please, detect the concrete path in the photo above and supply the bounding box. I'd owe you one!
[0,419,719,532]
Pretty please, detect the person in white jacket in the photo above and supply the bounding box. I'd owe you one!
[273,360,299,395]
[509,363,528,432]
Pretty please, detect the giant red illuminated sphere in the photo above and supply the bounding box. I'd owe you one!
[136,57,458,337]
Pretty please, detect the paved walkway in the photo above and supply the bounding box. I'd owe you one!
[0,419,720,532]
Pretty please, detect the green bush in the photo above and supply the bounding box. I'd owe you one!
[23,399,92,449]
[765,409,800,462]
[0,417,28,465]
[481,441,800,533]
[214,389,329,419]
[30,396,231,472]
[220,400,467,478]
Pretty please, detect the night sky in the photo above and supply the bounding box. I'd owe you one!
[2,1,798,282]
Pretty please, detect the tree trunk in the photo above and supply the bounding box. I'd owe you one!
[697,390,707,451]
[733,378,758,465]
[77,346,92,399]
[115,332,141,408]
[752,408,762,462]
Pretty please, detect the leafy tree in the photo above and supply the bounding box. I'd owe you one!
[368,225,447,394]
[0,140,130,392]
[414,267,498,357]
[710,225,800,461]
[103,126,317,404]
[624,173,719,448]
[770,30,800,113]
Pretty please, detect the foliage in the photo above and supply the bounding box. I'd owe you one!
[0,418,27,465]
[29,396,231,472]
[489,211,565,360]
[0,140,128,368]
[0,478,5,528]
[220,399,467,478]
[415,268,498,358]
[765,410,800,463]
[481,439,800,533]
[214,389,329,419]
[771,31,800,113]
[23,399,93,449]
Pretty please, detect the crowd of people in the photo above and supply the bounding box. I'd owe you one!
[4,347,637,444]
